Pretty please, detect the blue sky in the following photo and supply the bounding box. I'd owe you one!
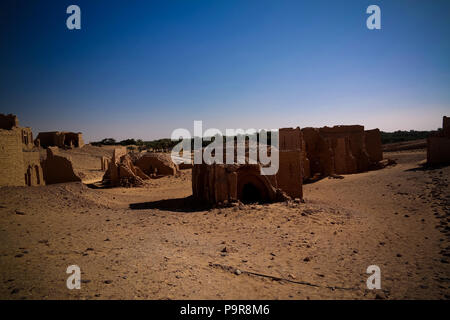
[0,0,449,142]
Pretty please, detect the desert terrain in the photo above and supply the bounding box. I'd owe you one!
[0,146,449,300]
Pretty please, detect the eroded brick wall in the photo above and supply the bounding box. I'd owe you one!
[0,114,19,130]
[365,129,383,163]
[427,116,450,165]
[0,128,25,186]
[23,151,45,186]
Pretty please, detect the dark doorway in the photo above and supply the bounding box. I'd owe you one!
[241,183,262,204]
[35,166,40,185]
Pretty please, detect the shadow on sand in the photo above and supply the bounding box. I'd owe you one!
[405,163,449,172]
[129,196,208,213]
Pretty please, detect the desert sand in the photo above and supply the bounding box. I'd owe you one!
[0,146,449,299]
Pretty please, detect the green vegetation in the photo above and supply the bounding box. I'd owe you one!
[92,130,434,149]
[380,130,435,144]
[91,131,274,151]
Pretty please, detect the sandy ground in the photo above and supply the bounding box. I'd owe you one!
[0,148,449,299]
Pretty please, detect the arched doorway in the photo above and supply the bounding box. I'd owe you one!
[236,166,276,204]
[241,182,263,203]
[35,165,40,185]
[25,166,32,186]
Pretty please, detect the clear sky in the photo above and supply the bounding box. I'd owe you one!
[1,0,449,142]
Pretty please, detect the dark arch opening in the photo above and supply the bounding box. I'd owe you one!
[241,182,262,204]
[25,167,32,186]
[35,165,40,185]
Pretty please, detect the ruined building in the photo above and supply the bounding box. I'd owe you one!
[41,147,82,184]
[192,128,304,205]
[102,149,180,187]
[103,148,150,187]
[364,129,383,164]
[302,125,382,178]
[192,123,384,205]
[134,152,179,177]
[100,156,110,171]
[427,116,450,165]
[0,114,45,187]
[36,131,84,149]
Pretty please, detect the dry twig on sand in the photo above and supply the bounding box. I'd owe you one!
[209,263,356,291]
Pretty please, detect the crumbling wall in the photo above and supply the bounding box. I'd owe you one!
[0,114,45,187]
[23,151,44,186]
[443,116,450,138]
[192,147,303,205]
[192,163,281,205]
[134,153,178,177]
[103,148,150,187]
[327,136,357,174]
[276,150,303,199]
[279,127,303,150]
[427,137,450,165]
[365,129,383,163]
[41,147,82,184]
[302,127,334,177]
[100,156,110,171]
[0,114,19,130]
[319,125,370,174]
[36,132,61,148]
[36,131,84,148]
[301,125,382,177]
[63,132,84,148]
[279,127,310,180]
[427,116,450,165]
[20,127,34,149]
[0,128,25,186]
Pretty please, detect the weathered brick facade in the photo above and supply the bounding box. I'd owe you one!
[0,114,45,187]
[427,116,450,165]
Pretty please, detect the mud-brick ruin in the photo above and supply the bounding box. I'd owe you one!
[103,148,149,187]
[192,125,384,205]
[427,116,450,165]
[41,147,81,184]
[135,153,179,177]
[302,125,383,179]
[36,131,84,149]
[0,113,86,187]
[102,149,179,187]
[0,114,45,187]
[192,128,304,205]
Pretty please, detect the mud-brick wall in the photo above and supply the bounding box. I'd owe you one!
[0,128,25,186]
[364,129,383,163]
[0,114,19,130]
[23,151,45,186]
[276,150,303,199]
[443,116,450,138]
[427,136,450,165]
